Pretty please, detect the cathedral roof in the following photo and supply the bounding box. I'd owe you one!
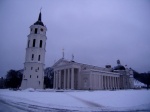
[52,58,111,72]
[114,65,125,70]
[34,12,44,26]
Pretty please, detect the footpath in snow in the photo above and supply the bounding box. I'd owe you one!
[0,89,150,112]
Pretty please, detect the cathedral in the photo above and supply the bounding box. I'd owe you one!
[52,58,134,90]
[20,12,134,90]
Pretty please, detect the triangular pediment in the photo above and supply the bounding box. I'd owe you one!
[52,58,70,68]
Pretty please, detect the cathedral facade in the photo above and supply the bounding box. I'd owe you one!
[52,59,134,90]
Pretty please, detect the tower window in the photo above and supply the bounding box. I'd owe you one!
[38,55,40,61]
[41,28,43,32]
[37,76,38,78]
[30,75,31,78]
[37,67,39,70]
[35,28,37,34]
[31,67,33,70]
[28,40,30,48]
[39,40,42,48]
[33,39,36,47]
[31,54,34,60]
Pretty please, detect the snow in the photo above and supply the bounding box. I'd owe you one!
[0,89,150,111]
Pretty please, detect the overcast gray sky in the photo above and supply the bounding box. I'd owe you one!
[0,0,150,77]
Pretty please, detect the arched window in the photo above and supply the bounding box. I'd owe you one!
[38,55,40,61]
[35,28,37,34]
[33,39,36,47]
[31,54,34,60]
[39,40,42,48]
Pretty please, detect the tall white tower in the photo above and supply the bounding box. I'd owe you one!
[21,12,47,89]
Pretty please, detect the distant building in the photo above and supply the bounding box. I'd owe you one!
[52,59,134,90]
[133,79,146,89]
[20,12,47,89]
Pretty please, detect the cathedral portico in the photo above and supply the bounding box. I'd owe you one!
[53,63,80,90]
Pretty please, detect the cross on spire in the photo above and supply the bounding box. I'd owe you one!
[62,48,64,59]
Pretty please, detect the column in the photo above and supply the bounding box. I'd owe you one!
[114,77,116,89]
[63,69,66,89]
[113,77,115,89]
[58,70,61,89]
[115,77,117,89]
[111,77,113,89]
[118,77,120,89]
[108,76,110,89]
[71,68,74,89]
[116,77,118,89]
[67,69,70,89]
[56,71,58,89]
[101,75,103,89]
[53,71,56,89]
[104,76,106,89]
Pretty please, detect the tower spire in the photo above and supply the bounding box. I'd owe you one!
[38,12,41,21]
[34,10,44,26]
[38,7,42,21]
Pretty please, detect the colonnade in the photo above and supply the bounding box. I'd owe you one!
[53,68,77,90]
[103,76,120,89]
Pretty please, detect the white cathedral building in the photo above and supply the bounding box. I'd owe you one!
[21,12,134,90]
[52,58,134,90]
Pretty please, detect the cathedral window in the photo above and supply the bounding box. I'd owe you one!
[30,75,31,78]
[31,54,34,60]
[35,28,37,34]
[33,39,36,47]
[31,67,33,70]
[39,40,42,48]
[38,55,40,61]
[37,76,38,78]
[28,40,30,47]
[37,67,39,70]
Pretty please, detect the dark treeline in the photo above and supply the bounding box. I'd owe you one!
[133,70,150,89]
[44,67,54,89]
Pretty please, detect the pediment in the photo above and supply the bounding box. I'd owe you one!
[52,58,69,68]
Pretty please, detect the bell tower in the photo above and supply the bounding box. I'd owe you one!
[21,12,47,89]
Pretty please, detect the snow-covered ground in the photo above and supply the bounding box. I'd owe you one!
[0,89,150,112]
